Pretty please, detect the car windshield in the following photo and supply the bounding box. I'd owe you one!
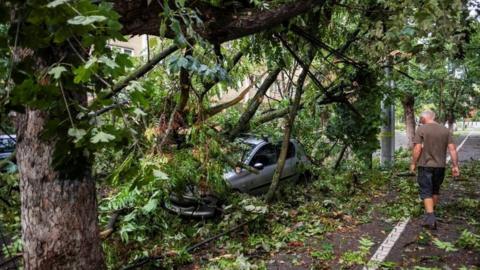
[229,140,256,164]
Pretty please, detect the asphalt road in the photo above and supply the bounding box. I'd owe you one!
[394,128,480,163]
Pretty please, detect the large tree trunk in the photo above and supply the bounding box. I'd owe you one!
[402,94,416,149]
[15,110,105,270]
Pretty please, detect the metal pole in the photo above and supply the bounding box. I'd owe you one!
[381,63,395,168]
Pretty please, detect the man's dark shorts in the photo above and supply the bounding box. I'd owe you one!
[417,166,446,199]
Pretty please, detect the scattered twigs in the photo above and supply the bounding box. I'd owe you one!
[122,218,256,270]
[333,145,348,170]
[186,219,253,253]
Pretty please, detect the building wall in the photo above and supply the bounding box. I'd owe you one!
[108,35,147,57]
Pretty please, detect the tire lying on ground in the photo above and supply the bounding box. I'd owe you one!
[165,189,219,218]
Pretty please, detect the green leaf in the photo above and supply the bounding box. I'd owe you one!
[68,128,87,143]
[175,0,186,7]
[99,56,118,69]
[73,66,92,83]
[48,66,67,79]
[90,131,115,143]
[177,57,188,69]
[170,19,182,34]
[133,108,147,117]
[433,239,458,252]
[159,19,167,37]
[210,0,221,7]
[84,57,98,69]
[142,198,158,213]
[153,169,168,180]
[46,0,70,8]
[67,15,107,26]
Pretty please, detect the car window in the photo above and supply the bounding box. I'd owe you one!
[249,144,277,166]
[230,140,256,164]
[286,142,295,159]
[274,142,296,159]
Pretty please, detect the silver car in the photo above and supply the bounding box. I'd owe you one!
[225,137,310,195]
[165,136,311,218]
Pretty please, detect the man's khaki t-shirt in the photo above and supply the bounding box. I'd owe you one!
[413,123,453,168]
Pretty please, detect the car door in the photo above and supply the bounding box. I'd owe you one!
[246,143,278,194]
[280,141,298,182]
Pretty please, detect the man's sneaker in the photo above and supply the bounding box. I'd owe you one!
[422,213,437,230]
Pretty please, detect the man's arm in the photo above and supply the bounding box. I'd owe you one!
[448,143,460,177]
[410,143,422,173]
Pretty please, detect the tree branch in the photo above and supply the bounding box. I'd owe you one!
[115,1,327,43]
[178,49,193,113]
[276,33,363,118]
[88,100,129,117]
[226,67,282,139]
[205,71,267,117]
[290,24,362,68]
[200,51,243,101]
[101,45,178,100]
[333,144,348,170]
[265,49,313,202]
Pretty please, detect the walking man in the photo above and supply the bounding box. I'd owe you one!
[410,110,460,229]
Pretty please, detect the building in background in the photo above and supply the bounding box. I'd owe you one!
[108,35,148,57]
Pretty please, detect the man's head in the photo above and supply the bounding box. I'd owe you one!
[420,110,436,124]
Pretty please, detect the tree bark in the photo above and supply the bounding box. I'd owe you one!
[265,61,311,202]
[15,110,105,270]
[227,67,282,139]
[402,94,416,149]
[114,0,327,43]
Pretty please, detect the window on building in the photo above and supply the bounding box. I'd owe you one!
[106,45,134,56]
[122,48,133,56]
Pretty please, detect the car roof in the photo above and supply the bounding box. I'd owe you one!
[237,135,297,146]
[0,135,16,140]
[239,137,265,146]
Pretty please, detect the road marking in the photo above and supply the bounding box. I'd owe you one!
[364,131,473,270]
[447,131,472,162]
[363,217,410,270]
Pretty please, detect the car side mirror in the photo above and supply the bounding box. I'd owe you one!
[253,163,264,170]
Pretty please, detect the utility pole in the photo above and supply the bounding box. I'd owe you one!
[381,62,395,168]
